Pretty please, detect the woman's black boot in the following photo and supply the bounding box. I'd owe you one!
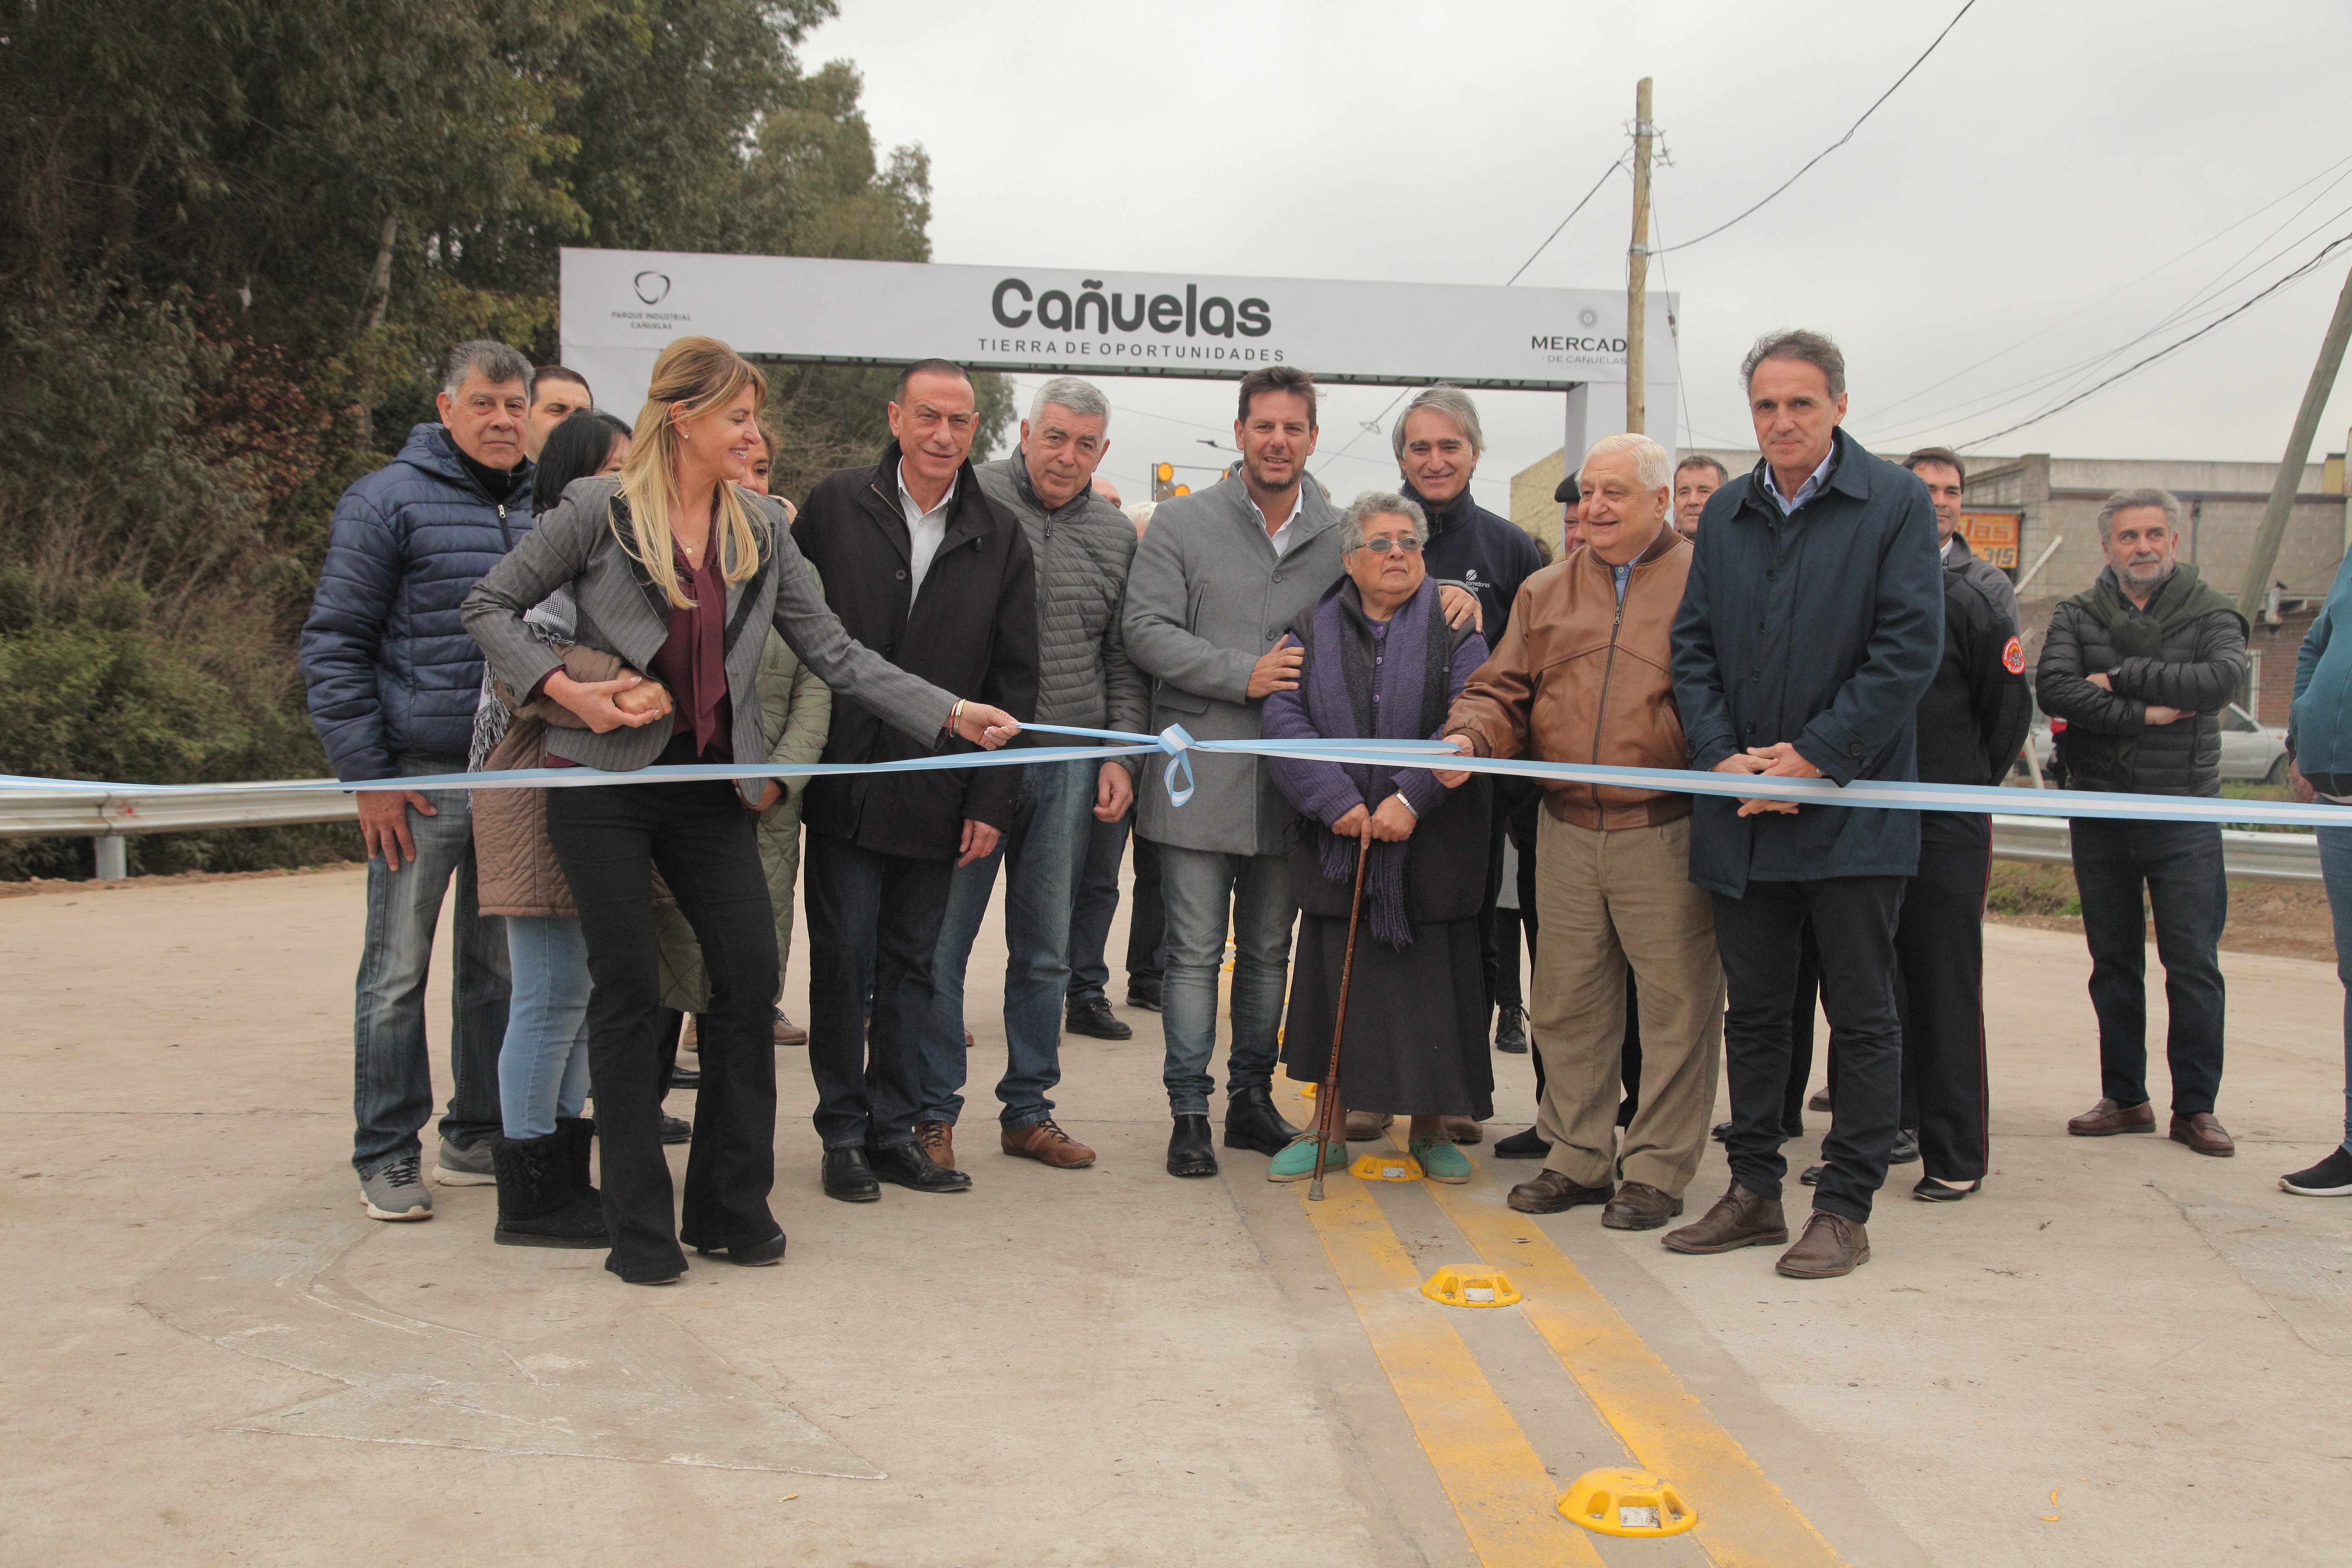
[555,1116,601,1204]
[492,1132,611,1248]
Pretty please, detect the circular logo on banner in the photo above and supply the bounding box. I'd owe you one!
[1579,308,1599,327]
[2002,634,2025,674]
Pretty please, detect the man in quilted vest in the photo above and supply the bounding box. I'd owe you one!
[299,340,534,1222]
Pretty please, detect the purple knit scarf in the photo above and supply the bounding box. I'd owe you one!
[1304,579,1435,949]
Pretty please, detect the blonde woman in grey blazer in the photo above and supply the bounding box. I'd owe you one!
[462,337,1018,1285]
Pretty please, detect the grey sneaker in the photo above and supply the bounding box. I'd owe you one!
[361,1156,433,1220]
[435,1136,496,1186]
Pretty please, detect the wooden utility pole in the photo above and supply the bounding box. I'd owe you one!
[2237,259,2352,622]
[1625,77,1654,433]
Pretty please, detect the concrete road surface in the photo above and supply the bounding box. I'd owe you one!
[2,865,2348,1566]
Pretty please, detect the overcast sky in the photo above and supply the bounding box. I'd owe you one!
[800,0,2352,515]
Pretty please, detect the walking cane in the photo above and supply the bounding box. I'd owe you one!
[1309,833,1374,1201]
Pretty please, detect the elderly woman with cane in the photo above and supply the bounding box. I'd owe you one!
[462,335,1021,1286]
[1262,491,1493,1183]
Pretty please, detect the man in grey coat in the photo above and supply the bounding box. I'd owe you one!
[1125,366,1478,1178]
[920,377,1147,1173]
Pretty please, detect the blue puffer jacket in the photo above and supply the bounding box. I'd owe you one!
[300,425,532,781]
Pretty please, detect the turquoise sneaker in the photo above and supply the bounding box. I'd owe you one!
[1410,1138,1473,1184]
[1269,1136,1352,1182]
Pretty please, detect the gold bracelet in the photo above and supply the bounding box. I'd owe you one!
[950,699,966,735]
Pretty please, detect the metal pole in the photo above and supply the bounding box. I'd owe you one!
[93,834,127,880]
[1625,77,1654,434]
[2238,260,2352,620]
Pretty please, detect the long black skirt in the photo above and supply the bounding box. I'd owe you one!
[1279,915,1493,1119]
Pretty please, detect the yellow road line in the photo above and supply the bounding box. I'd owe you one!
[1421,1171,1850,1568]
[1301,1179,1606,1567]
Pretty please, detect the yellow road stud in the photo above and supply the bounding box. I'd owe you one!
[1557,1467,1697,1537]
[1420,1266,1522,1308]
[1298,1081,1316,1099]
[1351,1151,1422,1181]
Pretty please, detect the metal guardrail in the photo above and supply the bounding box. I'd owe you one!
[0,785,2325,884]
[0,781,355,879]
[1990,813,2319,883]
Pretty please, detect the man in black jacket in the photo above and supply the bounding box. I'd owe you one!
[1664,330,1944,1279]
[791,359,1040,1202]
[2037,487,2248,1156]
[1892,449,2033,1201]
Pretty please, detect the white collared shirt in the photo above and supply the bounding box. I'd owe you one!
[897,461,957,598]
[1253,485,1306,556]
[1767,446,1837,515]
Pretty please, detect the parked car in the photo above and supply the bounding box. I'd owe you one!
[2027,703,2287,785]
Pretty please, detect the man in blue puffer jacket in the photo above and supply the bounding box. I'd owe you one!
[2286,549,2352,1198]
[300,340,535,1222]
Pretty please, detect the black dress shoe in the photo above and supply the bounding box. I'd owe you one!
[661,1114,692,1145]
[1126,978,1163,1013]
[1493,1125,1550,1159]
[1800,1164,1824,1186]
[1714,1119,1804,1144]
[1064,997,1133,1041]
[1494,1004,1528,1055]
[1223,1086,1302,1155]
[695,1231,788,1265]
[1888,1128,1921,1165]
[1167,1113,1217,1177]
[668,1065,702,1090]
[869,1140,972,1193]
[821,1147,882,1203]
[1912,1175,1979,1202]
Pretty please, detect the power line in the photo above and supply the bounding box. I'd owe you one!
[1504,157,1628,286]
[1653,0,1978,256]
[1955,230,2352,451]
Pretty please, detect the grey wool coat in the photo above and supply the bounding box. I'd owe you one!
[460,475,953,805]
[1122,474,1346,855]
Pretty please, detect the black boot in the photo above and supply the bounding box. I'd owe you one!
[1493,1125,1551,1159]
[492,1132,610,1248]
[1223,1086,1302,1155]
[554,1116,599,1204]
[1495,1005,1528,1054]
[1167,1114,1217,1177]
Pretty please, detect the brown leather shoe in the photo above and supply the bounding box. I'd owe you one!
[1002,1119,1097,1168]
[1776,1210,1870,1278]
[1444,1115,1484,1145]
[2169,1111,2235,1157]
[771,1008,808,1046]
[2067,1097,2155,1136]
[914,1120,956,1172]
[1506,1168,1613,1214]
[1661,1182,1789,1254]
[1602,1180,1685,1231]
[1345,1110,1394,1141]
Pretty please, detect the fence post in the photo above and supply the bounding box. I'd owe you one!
[93,835,128,880]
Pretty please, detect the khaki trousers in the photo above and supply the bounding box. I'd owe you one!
[1532,812,1724,1196]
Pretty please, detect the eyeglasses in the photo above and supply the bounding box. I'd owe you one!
[1354,536,1424,555]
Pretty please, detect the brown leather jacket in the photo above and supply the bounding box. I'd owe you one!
[1444,526,1692,830]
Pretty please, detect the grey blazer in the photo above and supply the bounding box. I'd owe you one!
[1122,474,1345,855]
[461,476,954,805]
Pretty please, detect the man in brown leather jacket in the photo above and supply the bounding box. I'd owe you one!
[1441,433,1725,1230]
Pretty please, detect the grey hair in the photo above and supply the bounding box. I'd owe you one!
[1390,384,1485,460]
[1340,490,1428,553]
[441,339,533,398]
[1028,376,1111,430]
[1582,432,1673,490]
[1741,328,1847,399]
[2096,486,2182,542]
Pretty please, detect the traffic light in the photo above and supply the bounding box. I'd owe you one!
[1152,462,1176,502]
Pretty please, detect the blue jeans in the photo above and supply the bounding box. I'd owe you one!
[1065,809,1130,1005]
[921,758,1099,1127]
[500,915,591,1140]
[2317,825,2352,1153]
[804,833,954,1151]
[351,755,509,1176]
[1158,846,1295,1116]
[2070,817,2228,1115]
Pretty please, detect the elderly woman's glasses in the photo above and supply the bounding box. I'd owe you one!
[1356,536,1424,555]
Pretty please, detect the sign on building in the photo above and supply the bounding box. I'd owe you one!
[1960,509,2022,571]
